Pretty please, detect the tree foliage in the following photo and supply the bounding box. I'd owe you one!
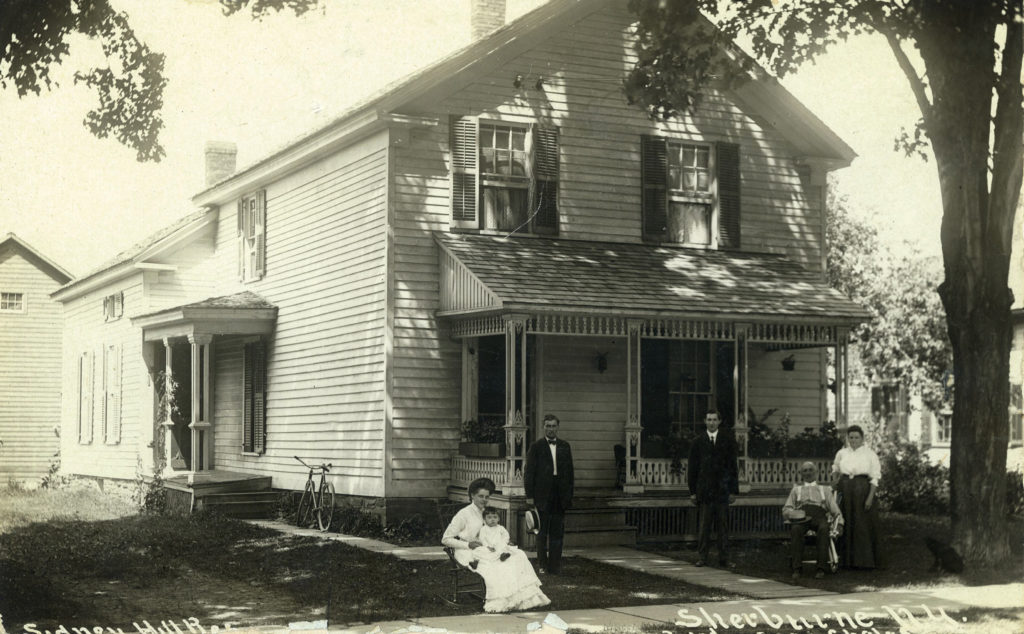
[826,188,951,411]
[627,0,1022,564]
[0,0,318,161]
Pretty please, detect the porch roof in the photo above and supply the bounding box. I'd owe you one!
[131,291,278,341]
[436,233,870,324]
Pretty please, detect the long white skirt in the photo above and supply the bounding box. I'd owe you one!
[454,547,550,613]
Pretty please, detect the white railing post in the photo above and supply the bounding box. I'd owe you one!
[624,319,644,493]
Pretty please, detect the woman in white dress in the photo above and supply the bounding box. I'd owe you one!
[442,478,550,613]
[832,425,882,568]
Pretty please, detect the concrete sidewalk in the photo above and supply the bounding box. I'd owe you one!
[247,521,1022,634]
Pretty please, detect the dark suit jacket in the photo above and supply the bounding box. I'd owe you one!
[687,431,739,504]
[524,438,574,511]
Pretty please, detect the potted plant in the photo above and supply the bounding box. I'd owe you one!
[459,417,506,458]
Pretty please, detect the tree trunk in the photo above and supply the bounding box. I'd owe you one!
[918,0,1021,565]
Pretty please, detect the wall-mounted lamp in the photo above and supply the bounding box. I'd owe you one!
[535,75,545,90]
[513,73,524,89]
[596,351,608,374]
[781,354,796,372]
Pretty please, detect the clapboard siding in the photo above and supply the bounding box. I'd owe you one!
[208,133,389,496]
[60,276,147,481]
[747,347,825,431]
[540,336,627,489]
[388,4,826,495]
[0,248,66,483]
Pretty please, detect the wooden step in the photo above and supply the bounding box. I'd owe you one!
[565,508,628,529]
[196,491,279,519]
[564,525,638,547]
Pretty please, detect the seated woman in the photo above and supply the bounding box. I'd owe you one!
[832,425,882,569]
[442,478,550,613]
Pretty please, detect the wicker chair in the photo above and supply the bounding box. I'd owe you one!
[436,501,485,606]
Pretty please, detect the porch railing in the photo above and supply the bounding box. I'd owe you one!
[452,455,834,492]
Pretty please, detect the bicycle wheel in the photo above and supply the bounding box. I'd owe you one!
[296,480,316,528]
[317,480,335,531]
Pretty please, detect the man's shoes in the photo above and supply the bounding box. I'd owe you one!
[719,561,735,569]
[791,571,801,581]
[695,560,707,567]
[814,570,825,579]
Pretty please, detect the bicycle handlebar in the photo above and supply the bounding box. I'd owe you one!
[294,456,332,473]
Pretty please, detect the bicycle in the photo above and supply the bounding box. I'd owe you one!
[294,456,335,531]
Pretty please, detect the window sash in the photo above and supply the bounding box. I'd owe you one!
[0,292,25,311]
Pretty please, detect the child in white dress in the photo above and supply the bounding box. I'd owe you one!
[469,507,517,569]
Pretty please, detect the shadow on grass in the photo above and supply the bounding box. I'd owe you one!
[1,512,739,630]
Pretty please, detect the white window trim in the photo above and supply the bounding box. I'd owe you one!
[0,291,26,313]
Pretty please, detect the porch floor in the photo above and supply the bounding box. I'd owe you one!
[163,470,271,496]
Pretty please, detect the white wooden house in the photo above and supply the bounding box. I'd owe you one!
[0,233,72,485]
[55,0,870,538]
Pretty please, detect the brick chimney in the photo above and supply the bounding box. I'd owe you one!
[204,141,237,187]
[471,0,506,40]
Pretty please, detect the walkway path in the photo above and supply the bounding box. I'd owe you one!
[248,521,1022,634]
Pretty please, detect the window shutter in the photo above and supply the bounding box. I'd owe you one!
[105,344,122,444]
[533,126,559,234]
[254,190,266,279]
[76,354,84,442]
[641,135,668,240]
[243,343,254,452]
[237,199,246,280]
[253,341,266,454]
[450,115,479,229]
[81,351,94,444]
[716,141,741,248]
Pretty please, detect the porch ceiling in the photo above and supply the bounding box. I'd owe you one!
[131,291,278,341]
[436,233,870,324]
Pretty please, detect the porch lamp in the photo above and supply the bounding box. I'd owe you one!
[596,351,608,373]
[781,354,796,372]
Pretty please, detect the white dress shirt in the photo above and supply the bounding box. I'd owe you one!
[832,445,882,486]
[548,439,558,475]
[441,503,484,550]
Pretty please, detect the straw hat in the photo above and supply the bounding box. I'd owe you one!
[524,507,540,534]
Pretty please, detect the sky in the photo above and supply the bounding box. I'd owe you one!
[0,0,944,278]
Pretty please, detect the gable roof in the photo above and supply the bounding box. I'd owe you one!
[52,208,214,301]
[193,0,854,207]
[0,233,73,284]
[436,232,870,324]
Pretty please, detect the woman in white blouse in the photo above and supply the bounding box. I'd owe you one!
[832,425,882,568]
[442,478,550,613]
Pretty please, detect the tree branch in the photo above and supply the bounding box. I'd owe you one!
[989,7,1024,257]
[883,31,933,129]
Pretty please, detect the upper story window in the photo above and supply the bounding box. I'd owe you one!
[1010,383,1023,444]
[103,291,124,321]
[238,190,266,282]
[936,410,952,444]
[642,136,740,248]
[0,291,25,312]
[450,116,558,235]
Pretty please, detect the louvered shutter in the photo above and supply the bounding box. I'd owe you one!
[252,341,266,454]
[243,343,254,452]
[533,126,559,234]
[641,135,668,240]
[237,199,245,280]
[254,190,266,279]
[716,141,741,248]
[450,115,480,229]
[80,351,94,444]
[106,344,122,444]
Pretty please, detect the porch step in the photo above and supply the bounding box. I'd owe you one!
[195,491,279,519]
[564,524,638,547]
[565,508,627,529]
[191,475,272,495]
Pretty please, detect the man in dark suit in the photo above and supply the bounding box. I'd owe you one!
[688,410,739,567]
[524,413,574,575]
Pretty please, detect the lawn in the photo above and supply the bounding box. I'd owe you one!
[638,512,1024,594]
[0,489,738,631]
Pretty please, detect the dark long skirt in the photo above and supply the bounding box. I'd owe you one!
[837,475,880,569]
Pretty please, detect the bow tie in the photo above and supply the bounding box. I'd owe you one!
[547,439,557,445]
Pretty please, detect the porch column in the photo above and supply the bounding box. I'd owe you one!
[835,327,849,429]
[734,323,750,492]
[623,319,643,493]
[503,314,528,495]
[160,338,176,477]
[188,334,213,478]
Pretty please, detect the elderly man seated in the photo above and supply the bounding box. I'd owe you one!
[782,461,843,579]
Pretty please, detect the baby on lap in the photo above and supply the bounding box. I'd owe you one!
[469,506,517,569]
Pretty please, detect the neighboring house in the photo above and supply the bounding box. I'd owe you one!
[0,233,73,484]
[54,0,870,540]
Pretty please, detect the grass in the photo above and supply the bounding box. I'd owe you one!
[0,484,135,533]
[637,512,1024,594]
[0,491,738,631]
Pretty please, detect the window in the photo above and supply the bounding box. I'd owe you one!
[936,410,952,444]
[641,339,735,441]
[450,116,559,235]
[0,292,24,312]
[103,292,124,321]
[238,190,266,282]
[103,344,122,444]
[642,136,740,247]
[78,350,94,444]
[1010,383,1023,444]
[242,340,267,454]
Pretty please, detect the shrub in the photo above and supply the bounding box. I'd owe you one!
[383,513,432,544]
[875,437,950,515]
[1006,470,1024,517]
